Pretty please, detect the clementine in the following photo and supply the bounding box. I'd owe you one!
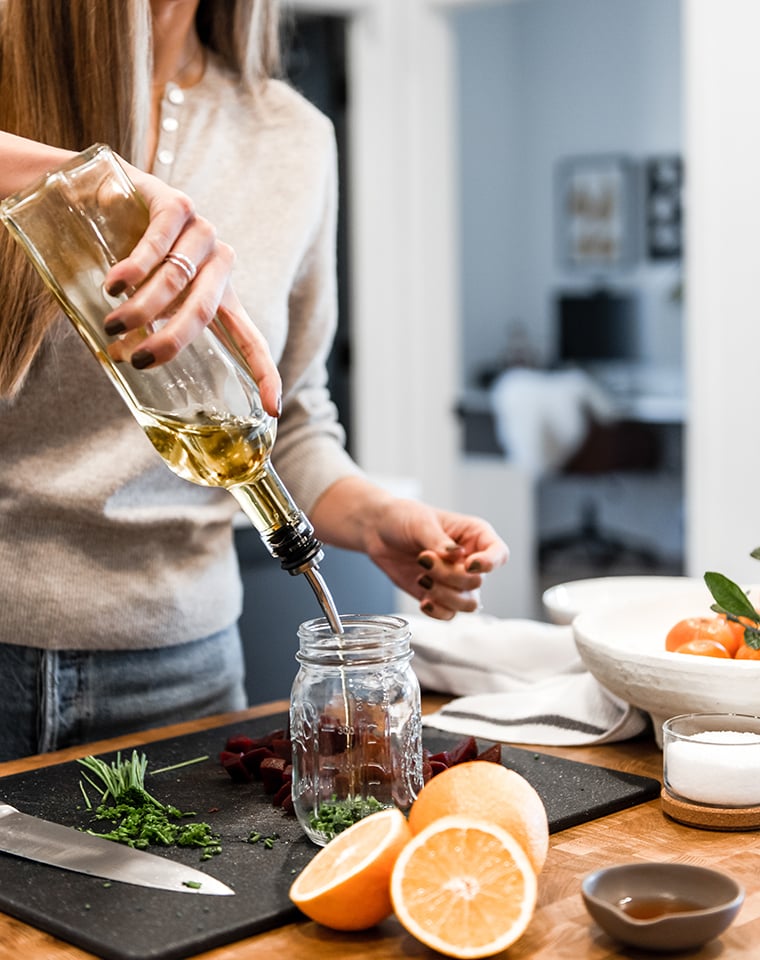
[674,638,731,658]
[665,616,739,656]
[719,613,758,655]
[735,643,760,660]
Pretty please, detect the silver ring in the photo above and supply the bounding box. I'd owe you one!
[164,251,197,284]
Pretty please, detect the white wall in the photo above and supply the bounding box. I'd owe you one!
[684,0,760,584]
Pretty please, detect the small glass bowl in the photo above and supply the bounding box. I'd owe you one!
[663,713,760,809]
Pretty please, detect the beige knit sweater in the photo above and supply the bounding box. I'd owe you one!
[0,56,360,650]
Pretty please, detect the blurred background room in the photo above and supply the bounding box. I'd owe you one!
[239,0,760,703]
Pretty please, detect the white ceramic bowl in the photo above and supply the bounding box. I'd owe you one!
[572,579,760,747]
[543,576,693,626]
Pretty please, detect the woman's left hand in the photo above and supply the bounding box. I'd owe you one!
[364,500,509,620]
[311,478,509,621]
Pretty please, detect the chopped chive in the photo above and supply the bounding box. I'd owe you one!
[78,780,92,811]
[149,756,210,776]
[76,752,221,860]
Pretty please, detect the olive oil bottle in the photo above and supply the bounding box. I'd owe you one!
[0,144,341,629]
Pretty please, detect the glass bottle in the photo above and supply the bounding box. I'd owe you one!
[0,144,338,624]
[289,614,424,846]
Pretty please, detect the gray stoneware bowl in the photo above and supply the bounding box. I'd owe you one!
[581,862,744,952]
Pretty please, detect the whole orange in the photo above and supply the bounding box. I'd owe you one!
[407,760,549,875]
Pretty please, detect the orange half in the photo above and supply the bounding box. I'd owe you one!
[390,815,538,958]
[289,807,411,930]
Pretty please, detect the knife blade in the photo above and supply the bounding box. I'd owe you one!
[0,803,234,895]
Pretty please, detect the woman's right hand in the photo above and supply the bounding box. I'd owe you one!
[102,161,282,418]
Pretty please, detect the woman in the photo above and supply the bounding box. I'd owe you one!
[0,0,508,760]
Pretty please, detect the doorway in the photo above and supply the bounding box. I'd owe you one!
[451,0,685,606]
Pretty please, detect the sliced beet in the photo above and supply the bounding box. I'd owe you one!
[272,781,292,807]
[224,735,255,754]
[447,736,479,765]
[271,738,292,760]
[221,754,252,783]
[241,746,275,775]
[259,757,287,794]
[260,728,286,746]
[428,760,449,778]
[476,743,502,764]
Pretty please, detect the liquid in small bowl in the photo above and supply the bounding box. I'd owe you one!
[581,862,744,952]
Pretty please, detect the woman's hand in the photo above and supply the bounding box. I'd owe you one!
[366,501,509,620]
[102,162,282,418]
[311,477,510,620]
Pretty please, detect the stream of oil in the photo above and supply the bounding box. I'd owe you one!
[303,567,358,794]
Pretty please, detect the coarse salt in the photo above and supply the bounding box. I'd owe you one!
[665,730,760,807]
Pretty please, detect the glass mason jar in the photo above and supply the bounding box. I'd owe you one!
[289,614,424,846]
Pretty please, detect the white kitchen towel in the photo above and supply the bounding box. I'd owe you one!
[408,613,648,746]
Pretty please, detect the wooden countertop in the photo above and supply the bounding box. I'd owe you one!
[0,695,757,960]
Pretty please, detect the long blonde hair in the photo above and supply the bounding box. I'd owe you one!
[0,0,280,397]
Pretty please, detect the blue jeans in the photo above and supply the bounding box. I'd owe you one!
[0,625,248,762]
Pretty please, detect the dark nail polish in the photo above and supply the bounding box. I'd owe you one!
[467,561,483,573]
[276,393,283,417]
[421,601,435,616]
[131,350,156,370]
[106,280,127,297]
[418,555,434,570]
[418,574,434,590]
[104,318,127,336]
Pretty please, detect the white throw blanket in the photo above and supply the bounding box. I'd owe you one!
[409,613,647,746]
[490,367,618,478]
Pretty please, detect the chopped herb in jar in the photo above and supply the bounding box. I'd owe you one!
[308,795,385,841]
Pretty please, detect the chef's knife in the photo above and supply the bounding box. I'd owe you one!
[0,802,234,895]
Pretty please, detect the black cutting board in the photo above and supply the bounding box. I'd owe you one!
[0,712,660,960]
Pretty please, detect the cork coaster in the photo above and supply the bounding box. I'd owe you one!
[661,787,760,831]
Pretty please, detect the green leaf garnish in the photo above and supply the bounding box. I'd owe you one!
[704,571,760,622]
[704,566,760,649]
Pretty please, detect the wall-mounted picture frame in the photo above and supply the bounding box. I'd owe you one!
[645,155,683,261]
[556,155,638,270]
